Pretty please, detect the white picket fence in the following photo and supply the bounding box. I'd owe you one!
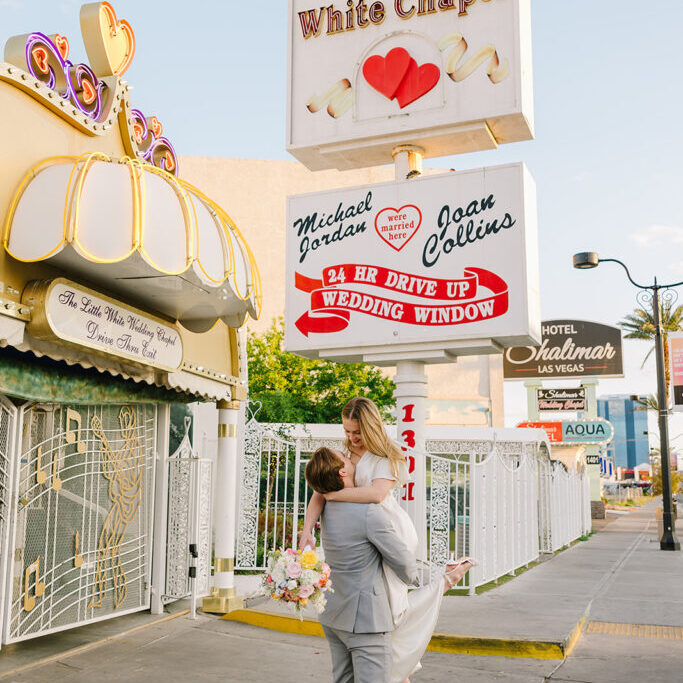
[236,420,591,593]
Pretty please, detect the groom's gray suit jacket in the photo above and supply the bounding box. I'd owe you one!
[319,501,419,634]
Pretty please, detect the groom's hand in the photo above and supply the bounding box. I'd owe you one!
[298,530,315,551]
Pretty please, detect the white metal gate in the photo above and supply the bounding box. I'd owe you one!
[236,414,300,570]
[164,418,212,602]
[471,442,540,589]
[0,397,18,650]
[3,403,157,643]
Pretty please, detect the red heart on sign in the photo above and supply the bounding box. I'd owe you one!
[150,116,163,138]
[132,122,144,144]
[81,78,97,105]
[395,58,440,108]
[31,47,50,74]
[375,205,422,252]
[54,34,69,61]
[362,47,411,100]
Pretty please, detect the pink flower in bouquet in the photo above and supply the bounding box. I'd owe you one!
[287,562,302,579]
[266,576,273,584]
[298,585,314,599]
[321,563,331,577]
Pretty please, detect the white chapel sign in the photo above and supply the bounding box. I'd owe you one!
[287,0,534,170]
[285,163,540,361]
[26,279,183,372]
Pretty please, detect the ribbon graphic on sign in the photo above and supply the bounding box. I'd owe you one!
[295,264,508,337]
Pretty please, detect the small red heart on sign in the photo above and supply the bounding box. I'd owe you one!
[81,79,96,105]
[375,205,422,252]
[395,59,440,108]
[54,34,69,61]
[150,116,163,138]
[31,47,50,74]
[132,122,144,144]
[362,47,411,100]
[163,151,175,172]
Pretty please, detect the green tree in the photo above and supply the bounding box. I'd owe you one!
[247,318,396,423]
[619,302,683,403]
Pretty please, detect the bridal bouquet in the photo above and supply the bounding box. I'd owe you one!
[262,547,332,618]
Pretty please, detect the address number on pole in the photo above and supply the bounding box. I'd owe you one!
[586,455,600,465]
[400,402,416,502]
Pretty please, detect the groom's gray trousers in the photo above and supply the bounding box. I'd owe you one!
[318,502,419,683]
[322,626,391,683]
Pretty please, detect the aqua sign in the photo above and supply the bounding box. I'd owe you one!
[561,419,613,445]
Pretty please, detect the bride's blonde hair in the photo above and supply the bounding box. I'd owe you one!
[342,397,404,479]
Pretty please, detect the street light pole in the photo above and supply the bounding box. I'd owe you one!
[572,252,681,550]
[652,283,679,549]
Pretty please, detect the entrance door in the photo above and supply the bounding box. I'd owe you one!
[163,417,213,604]
[3,403,157,644]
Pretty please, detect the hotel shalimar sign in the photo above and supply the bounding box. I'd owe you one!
[288,0,533,169]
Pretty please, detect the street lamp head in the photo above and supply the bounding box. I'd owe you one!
[573,252,600,269]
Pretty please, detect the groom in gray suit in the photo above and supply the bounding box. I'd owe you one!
[305,448,419,683]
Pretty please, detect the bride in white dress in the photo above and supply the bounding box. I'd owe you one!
[300,397,473,683]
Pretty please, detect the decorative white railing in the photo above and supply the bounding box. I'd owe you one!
[235,419,591,594]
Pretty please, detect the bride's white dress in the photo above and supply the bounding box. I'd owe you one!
[353,451,444,683]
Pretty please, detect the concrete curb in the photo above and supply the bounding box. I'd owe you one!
[222,608,586,660]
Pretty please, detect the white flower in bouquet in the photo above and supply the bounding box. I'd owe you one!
[301,569,319,586]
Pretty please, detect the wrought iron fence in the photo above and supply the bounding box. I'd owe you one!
[235,419,591,594]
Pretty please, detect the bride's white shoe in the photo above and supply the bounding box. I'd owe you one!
[444,556,478,589]
[446,554,479,569]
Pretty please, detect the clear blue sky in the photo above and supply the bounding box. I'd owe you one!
[2,0,682,444]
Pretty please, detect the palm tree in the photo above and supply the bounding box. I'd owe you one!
[633,394,658,412]
[619,302,683,404]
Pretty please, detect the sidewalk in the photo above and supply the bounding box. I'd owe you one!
[1,499,681,682]
[226,498,683,658]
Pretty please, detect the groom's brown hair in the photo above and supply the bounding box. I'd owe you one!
[305,447,345,494]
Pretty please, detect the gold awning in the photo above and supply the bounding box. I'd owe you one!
[4,154,262,332]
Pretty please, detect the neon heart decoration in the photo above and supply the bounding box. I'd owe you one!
[132,122,144,144]
[150,116,163,138]
[31,47,50,74]
[54,34,69,61]
[81,1,135,77]
[99,2,135,75]
[375,205,422,252]
[395,58,440,109]
[81,78,96,105]
[362,47,411,100]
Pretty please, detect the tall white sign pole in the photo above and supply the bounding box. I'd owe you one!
[392,145,429,560]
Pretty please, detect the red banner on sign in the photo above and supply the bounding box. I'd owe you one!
[294,265,508,337]
[304,264,479,300]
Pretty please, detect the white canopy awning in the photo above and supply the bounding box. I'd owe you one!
[4,155,261,332]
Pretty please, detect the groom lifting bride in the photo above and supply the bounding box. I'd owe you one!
[303,397,474,683]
